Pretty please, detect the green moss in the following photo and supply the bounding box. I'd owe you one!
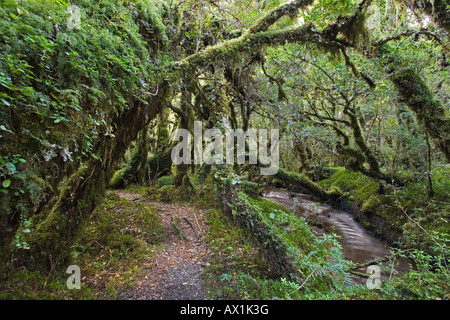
[319,167,379,204]
[69,191,166,297]
[239,181,262,198]
[0,269,95,300]
[138,183,191,203]
[109,167,128,189]
[156,175,175,187]
[246,196,321,256]
[361,195,381,213]
[0,191,165,299]
[204,208,269,274]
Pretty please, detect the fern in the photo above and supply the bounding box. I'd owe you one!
[294,233,353,295]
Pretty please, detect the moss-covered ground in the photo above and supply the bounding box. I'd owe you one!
[0,191,165,299]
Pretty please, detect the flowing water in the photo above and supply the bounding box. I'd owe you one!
[263,187,412,285]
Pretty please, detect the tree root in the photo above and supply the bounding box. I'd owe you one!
[172,215,188,241]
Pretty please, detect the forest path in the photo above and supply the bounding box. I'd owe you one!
[114,190,211,300]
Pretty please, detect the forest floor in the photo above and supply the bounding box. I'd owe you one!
[114,190,211,300]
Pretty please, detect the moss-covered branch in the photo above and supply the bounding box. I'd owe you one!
[110,126,150,189]
[166,3,319,80]
[274,168,341,202]
[394,72,449,162]
[21,91,170,271]
[249,0,314,34]
[383,55,450,163]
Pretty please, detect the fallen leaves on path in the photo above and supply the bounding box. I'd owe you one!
[115,190,211,300]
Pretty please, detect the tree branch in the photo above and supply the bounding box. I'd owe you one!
[249,0,314,34]
[373,29,444,47]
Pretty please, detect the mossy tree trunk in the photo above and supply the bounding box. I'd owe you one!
[425,132,434,198]
[214,165,300,278]
[170,90,195,186]
[129,126,150,185]
[148,110,174,182]
[109,125,150,189]
[389,67,450,163]
[294,138,312,173]
[344,105,380,175]
[340,104,404,184]
[21,91,169,272]
[274,167,342,202]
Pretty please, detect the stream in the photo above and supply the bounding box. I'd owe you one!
[263,187,412,285]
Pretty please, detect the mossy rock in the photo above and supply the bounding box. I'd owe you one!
[239,181,262,198]
[156,175,175,187]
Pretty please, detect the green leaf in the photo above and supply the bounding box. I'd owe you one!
[5,162,16,172]
[2,179,11,188]
[0,98,11,107]
[0,125,12,132]
[22,228,31,233]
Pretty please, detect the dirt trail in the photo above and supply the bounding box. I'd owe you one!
[115,190,211,300]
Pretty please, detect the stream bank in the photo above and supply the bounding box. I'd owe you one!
[262,187,412,284]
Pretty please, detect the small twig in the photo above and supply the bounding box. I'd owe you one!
[183,217,198,239]
[389,257,396,282]
[193,213,202,233]
[293,269,316,293]
[149,83,159,96]
[349,270,370,278]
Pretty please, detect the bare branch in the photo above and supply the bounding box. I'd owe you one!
[373,29,444,47]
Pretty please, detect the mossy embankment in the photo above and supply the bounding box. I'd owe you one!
[0,191,165,299]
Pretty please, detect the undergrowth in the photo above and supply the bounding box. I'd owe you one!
[0,191,165,299]
[198,167,450,300]
[3,166,447,300]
